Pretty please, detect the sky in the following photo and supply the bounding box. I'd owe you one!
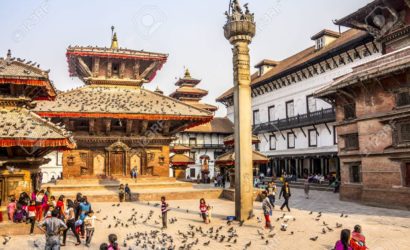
[0,0,372,116]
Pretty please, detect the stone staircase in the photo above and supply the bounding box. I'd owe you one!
[274,179,335,192]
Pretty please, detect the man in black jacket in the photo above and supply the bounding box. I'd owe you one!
[279,181,291,212]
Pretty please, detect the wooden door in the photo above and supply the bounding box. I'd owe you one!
[406,163,410,187]
[110,152,125,176]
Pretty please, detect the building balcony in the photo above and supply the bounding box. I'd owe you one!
[253,108,336,134]
[171,143,226,149]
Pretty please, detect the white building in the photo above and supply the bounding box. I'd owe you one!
[217,28,381,178]
[169,69,234,180]
[172,117,234,179]
[40,151,63,183]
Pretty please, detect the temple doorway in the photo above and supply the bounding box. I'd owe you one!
[110,151,125,176]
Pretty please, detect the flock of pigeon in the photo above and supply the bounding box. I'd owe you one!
[68,202,350,250]
[1,201,351,250]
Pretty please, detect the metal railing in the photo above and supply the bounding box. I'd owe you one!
[170,143,226,149]
[253,108,336,133]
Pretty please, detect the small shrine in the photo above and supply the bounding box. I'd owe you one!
[170,145,194,180]
[215,134,268,188]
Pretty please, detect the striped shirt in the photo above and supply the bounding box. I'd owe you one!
[161,202,168,213]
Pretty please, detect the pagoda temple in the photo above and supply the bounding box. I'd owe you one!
[34,31,213,179]
[0,50,75,202]
[169,69,218,113]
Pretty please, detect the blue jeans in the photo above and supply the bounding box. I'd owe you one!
[45,236,60,250]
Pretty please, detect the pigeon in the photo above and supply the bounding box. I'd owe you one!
[265,240,269,245]
[322,228,326,234]
[309,211,313,215]
[340,213,344,217]
[203,240,210,246]
[310,236,318,241]
[239,220,245,226]
[336,223,343,228]
[244,241,251,248]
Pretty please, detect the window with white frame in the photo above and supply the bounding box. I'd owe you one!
[307,95,317,113]
[253,109,260,125]
[269,135,276,150]
[268,105,275,122]
[309,129,317,147]
[287,132,295,149]
[286,101,294,118]
[316,37,324,50]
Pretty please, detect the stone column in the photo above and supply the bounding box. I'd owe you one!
[224,1,256,221]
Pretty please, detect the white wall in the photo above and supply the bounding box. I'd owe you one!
[224,50,381,157]
[40,151,63,183]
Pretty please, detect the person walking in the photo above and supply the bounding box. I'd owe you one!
[334,229,352,250]
[62,199,81,247]
[262,191,273,229]
[266,182,276,207]
[79,196,91,239]
[118,184,125,203]
[35,190,45,222]
[279,181,291,212]
[160,196,169,229]
[304,178,310,199]
[7,197,16,222]
[27,200,37,235]
[38,209,67,250]
[124,184,132,202]
[84,210,97,247]
[199,198,209,224]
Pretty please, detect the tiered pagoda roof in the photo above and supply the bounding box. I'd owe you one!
[0,51,75,156]
[35,32,213,132]
[170,69,218,112]
[0,51,57,100]
[34,85,212,123]
[0,106,75,149]
[66,31,168,86]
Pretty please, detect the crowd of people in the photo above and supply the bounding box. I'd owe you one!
[7,189,96,248]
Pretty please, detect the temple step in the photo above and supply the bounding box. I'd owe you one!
[52,176,177,185]
[43,180,192,193]
[49,188,224,202]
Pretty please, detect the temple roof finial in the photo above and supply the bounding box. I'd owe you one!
[111,26,118,49]
[184,68,191,79]
[6,49,11,59]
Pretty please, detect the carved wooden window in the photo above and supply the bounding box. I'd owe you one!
[112,63,120,76]
[396,92,410,107]
[344,103,356,120]
[344,133,359,150]
[349,164,362,183]
[398,122,410,143]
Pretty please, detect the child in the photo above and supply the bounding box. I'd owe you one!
[108,234,119,250]
[7,198,17,222]
[35,190,45,222]
[13,203,27,223]
[118,184,125,203]
[262,191,273,229]
[199,198,209,224]
[161,196,169,229]
[83,210,97,247]
[27,200,36,235]
[124,184,132,202]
